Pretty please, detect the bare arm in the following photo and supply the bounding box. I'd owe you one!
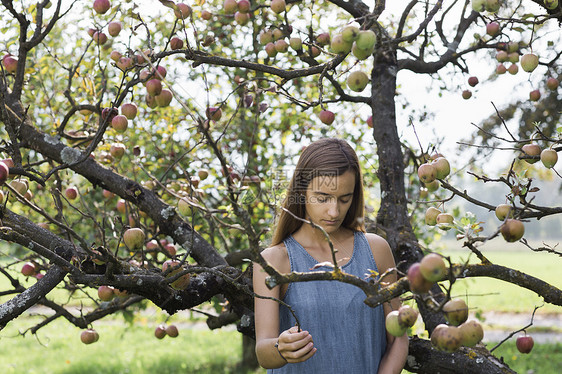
[253,246,317,369]
[366,234,409,374]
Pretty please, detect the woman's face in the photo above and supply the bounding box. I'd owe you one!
[304,170,356,234]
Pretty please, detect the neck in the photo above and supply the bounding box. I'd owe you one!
[293,224,350,249]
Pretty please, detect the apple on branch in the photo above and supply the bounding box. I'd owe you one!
[516,334,534,354]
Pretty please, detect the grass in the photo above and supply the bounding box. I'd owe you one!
[0,315,265,374]
[488,342,562,374]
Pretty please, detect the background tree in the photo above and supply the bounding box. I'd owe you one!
[0,0,561,372]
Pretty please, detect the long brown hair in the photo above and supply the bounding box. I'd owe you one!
[271,138,365,245]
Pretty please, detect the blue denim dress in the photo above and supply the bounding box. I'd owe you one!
[269,231,387,373]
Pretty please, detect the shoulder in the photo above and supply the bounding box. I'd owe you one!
[258,242,291,274]
[362,232,395,274]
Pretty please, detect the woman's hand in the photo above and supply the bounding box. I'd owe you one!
[276,326,317,363]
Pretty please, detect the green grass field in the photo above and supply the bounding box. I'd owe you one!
[0,315,263,374]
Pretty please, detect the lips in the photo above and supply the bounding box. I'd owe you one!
[323,220,339,225]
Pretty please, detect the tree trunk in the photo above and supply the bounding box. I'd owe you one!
[369,49,514,374]
[241,335,259,369]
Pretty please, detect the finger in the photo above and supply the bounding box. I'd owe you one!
[288,325,299,334]
[285,341,316,363]
[279,332,313,353]
[281,330,312,345]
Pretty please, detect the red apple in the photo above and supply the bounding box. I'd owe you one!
[265,42,277,58]
[274,39,289,52]
[174,3,192,19]
[235,11,250,25]
[155,89,173,107]
[507,63,518,75]
[529,89,541,101]
[116,57,133,71]
[467,76,479,87]
[237,0,251,12]
[419,253,447,282]
[0,161,10,185]
[546,77,559,90]
[316,32,330,46]
[486,22,500,37]
[65,186,79,200]
[21,262,37,276]
[170,37,184,50]
[109,143,126,160]
[318,110,335,125]
[116,199,127,214]
[154,324,167,339]
[521,143,541,163]
[80,329,99,344]
[93,0,110,14]
[407,262,433,294]
[93,31,108,45]
[107,21,122,37]
[496,64,507,74]
[417,163,437,183]
[109,50,122,62]
[206,107,222,121]
[164,243,177,257]
[516,335,534,354]
[146,79,163,96]
[120,103,137,119]
[97,285,115,301]
[2,55,18,74]
[165,324,179,337]
[111,114,128,133]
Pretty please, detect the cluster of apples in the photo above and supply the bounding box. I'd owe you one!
[417,155,450,195]
[521,143,558,169]
[407,253,447,294]
[385,305,419,337]
[495,204,525,242]
[154,323,180,339]
[431,298,484,352]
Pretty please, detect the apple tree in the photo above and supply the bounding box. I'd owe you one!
[0,0,561,372]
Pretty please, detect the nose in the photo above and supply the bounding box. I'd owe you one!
[327,200,339,218]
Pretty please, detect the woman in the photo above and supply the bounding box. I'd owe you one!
[253,138,408,373]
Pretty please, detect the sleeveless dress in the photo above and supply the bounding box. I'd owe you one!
[268,231,387,374]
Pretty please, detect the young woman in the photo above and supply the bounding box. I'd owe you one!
[253,137,408,373]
